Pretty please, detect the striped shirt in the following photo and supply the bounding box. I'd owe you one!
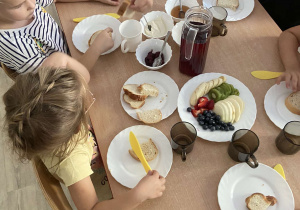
[0,0,68,74]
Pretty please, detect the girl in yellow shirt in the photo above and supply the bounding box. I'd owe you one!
[3,53,166,210]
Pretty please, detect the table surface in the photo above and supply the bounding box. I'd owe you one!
[56,0,299,209]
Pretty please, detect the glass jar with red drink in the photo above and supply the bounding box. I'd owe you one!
[179,6,213,77]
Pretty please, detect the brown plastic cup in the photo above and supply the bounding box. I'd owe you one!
[276,121,300,155]
[170,122,197,162]
[228,129,259,168]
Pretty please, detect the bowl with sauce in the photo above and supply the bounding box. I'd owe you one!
[165,0,199,22]
[140,11,174,39]
[135,39,172,70]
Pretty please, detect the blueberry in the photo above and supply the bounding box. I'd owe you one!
[215,115,221,121]
[199,116,205,121]
[211,112,216,117]
[202,125,208,130]
[208,119,215,125]
[199,121,205,125]
[220,126,225,131]
[205,117,211,122]
[224,126,229,131]
[229,125,235,131]
[208,110,214,114]
[187,107,192,112]
[227,122,232,127]
[215,125,221,130]
[203,110,208,115]
[197,117,202,122]
[210,126,215,131]
[215,120,220,125]
[206,113,212,118]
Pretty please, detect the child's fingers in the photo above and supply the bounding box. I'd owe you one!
[147,170,153,175]
[151,170,160,178]
[104,27,113,33]
[105,0,119,6]
[285,74,292,89]
[276,74,284,85]
[291,75,298,91]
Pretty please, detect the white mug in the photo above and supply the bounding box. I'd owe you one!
[119,20,142,53]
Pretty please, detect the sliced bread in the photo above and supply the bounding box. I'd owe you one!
[285,91,300,115]
[123,94,145,109]
[137,109,162,124]
[138,83,159,97]
[245,193,277,210]
[123,84,148,101]
[128,138,158,161]
[217,0,239,11]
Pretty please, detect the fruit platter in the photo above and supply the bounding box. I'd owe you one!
[177,72,257,142]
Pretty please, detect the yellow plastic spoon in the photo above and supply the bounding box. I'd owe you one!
[73,13,120,23]
[251,71,283,80]
[273,164,286,180]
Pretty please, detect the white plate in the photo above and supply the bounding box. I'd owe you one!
[172,21,184,46]
[218,163,295,210]
[264,82,300,129]
[178,73,256,142]
[72,15,121,55]
[203,0,255,21]
[121,71,179,122]
[107,125,173,188]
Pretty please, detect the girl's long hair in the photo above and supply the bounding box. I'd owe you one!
[3,67,89,162]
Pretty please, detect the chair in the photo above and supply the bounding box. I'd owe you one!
[32,157,72,210]
[1,63,18,81]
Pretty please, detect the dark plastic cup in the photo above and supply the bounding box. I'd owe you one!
[276,121,300,155]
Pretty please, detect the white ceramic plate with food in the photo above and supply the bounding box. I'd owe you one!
[172,21,184,46]
[218,163,294,210]
[203,0,255,21]
[121,71,179,122]
[264,82,300,129]
[72,15,121,55]
[107,125,173,188]
[178,72,256,142]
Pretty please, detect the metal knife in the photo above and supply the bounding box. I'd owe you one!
[129,131,152,173]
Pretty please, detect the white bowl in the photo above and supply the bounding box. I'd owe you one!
[171,21,184,46]
[140,11,174,39]
[135,39,172,70]
[165,0,199,22]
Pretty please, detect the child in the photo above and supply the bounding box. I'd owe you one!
[276,25,300,91]
[0,0,153,73]
[3,52,166,210]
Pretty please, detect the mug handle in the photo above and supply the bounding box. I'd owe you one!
[181,148,187,162]
[121,39,129,53]
[246,154,258,168]
[220,24,227,36]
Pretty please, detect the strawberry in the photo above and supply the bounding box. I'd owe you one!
[199,108,208,113]
[191,109,202,117]
[197,97,209,109]
[206,100,215,110]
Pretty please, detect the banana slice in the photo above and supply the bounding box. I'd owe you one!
[190,83,206,106]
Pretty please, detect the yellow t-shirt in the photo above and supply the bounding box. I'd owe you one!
[40,132,95,187]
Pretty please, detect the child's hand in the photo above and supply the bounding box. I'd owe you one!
[133,170,166,202]
[96,0,119,6]
[129,0,153,13]
[92,27,114,54]
[276,69,300,91]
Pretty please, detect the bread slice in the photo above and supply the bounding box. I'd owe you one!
[137,109,162,124]
[123,84,148,101]
[217,0,239,11]
[245,193,277,210]
[88,30,112,46]
[129,138,158,161]
[123,94,145,109]
[285,91,300,115]
[138,83,159,97]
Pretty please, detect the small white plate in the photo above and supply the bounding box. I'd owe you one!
[218,163,295,210]
[72,15,122,55]
[178,73,257,142]
[172,21,184,46]
[264,82,300,129]
[203,0,255,21]
[107,125,173,188]
[121,71,179,122]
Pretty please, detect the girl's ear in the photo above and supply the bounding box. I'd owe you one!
[75,125,81,134]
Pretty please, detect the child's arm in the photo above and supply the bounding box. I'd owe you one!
[129,0,153,13]
[77,28,114,72]
[276,25,300,91]
[42,52,90,83]
[68,170,166,210]
[54,0,120,6]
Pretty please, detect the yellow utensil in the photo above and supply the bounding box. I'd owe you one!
[274,164,286,180]
[73,13,120,23]
[129,131,151,173]
[251,71,283,80]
